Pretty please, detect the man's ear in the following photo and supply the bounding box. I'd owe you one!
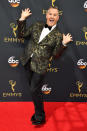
[46,12,48,19]
[57,15,59,21]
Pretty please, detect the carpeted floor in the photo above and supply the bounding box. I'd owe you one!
[0,102,87,131]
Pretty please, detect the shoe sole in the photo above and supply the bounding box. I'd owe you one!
[32,120,46,125]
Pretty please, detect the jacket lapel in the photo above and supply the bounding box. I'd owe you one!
[34,23,45,43]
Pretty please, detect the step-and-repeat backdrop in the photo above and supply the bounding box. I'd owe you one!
[0,0,87,102]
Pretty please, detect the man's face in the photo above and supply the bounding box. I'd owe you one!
[46,8,59,27]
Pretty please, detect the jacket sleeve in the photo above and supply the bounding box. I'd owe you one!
[52,32,67,58]
[17,20,33,39]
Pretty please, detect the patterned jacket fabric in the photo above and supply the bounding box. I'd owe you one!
[17,20,66,74]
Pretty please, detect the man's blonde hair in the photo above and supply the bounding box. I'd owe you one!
[48,6,59,11]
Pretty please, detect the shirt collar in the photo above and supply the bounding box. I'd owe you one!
[51,24,57,31]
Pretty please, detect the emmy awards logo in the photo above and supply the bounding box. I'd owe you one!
[76,81,83,93]
[10,23,18,37]
[82,27,87,40]
[9,80,16,92]
[48,63,51,68]
[52,0,56,7]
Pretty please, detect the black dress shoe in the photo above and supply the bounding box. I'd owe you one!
[31,114,46,125]
[32,119,46,125]
[31,113,45,122]
[31,114,36,122]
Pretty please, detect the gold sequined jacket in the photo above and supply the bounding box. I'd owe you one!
[17,20,66,74]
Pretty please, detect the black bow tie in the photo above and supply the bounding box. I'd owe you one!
[45,24,52,30]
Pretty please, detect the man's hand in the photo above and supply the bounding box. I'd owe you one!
[19,8,32,21]
[49,56,53,62]
[62,33,73,45]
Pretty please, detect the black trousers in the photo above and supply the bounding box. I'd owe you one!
[24,59,45,118]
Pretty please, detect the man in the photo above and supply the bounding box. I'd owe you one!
[17,6,73,125]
